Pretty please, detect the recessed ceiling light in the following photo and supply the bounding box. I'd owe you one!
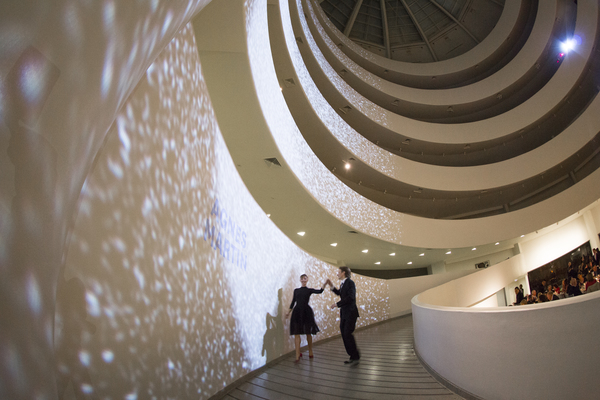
[389,253,395,256]
[345,162,351,170]
[297,232,305,236]
[520,235,525,237]
[419,253,425,256]
[330,243,337,247]
[362,249,368,253]
[266,214,271,217]
[495,242,499,245]
[472,248,476,251]
[375,262,381,265]
[445,251,451,255]
[407,261,412,265]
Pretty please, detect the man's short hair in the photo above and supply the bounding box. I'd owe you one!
[339,266,351,279]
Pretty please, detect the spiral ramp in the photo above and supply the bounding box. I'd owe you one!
[195,0,600,267]
[194,0,600,398]
[3,0,600,399]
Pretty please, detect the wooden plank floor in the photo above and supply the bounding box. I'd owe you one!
[223,315,463,400]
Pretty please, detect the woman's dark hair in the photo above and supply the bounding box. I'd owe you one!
[300,274,308,279]
[339,266,351,279]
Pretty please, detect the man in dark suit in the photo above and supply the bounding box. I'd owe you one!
[330,267,360,365]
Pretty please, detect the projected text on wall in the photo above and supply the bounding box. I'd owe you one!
[204,198,248,270]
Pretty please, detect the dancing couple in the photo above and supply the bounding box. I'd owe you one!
[286,267,360,365]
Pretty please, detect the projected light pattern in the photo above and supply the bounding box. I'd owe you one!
[287,2,386,147]
[248,0,403,244]
[61,23,389,400]
[2,2,212,396]
[294,3,382,103]
[281,0,396,174]
[61,25,244,399]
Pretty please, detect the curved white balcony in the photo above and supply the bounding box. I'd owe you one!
[302,0,565,117]
[309,0,528,87]
[296,0,597,147]
[272,0,600,220]
[412,220,600,400]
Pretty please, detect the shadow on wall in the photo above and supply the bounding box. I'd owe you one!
[262,288,284,363]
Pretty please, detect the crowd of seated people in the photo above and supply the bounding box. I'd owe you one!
[513,248,600,306]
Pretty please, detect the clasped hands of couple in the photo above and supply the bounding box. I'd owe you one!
[323,278,340,311]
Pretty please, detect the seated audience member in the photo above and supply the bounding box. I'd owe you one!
[513,287,524,306]
[520,299,528,306]
[567,277,582,297]
[561,278,569,294]
[592,265,599,278]
[578,274,586,291]
[531,289,538,302]
[585,274,596,291]
[538,293,548,303]
[546,291,559,301]
[553,284,561,295]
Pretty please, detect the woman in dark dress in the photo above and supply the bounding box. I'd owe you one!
[286,274,326,362]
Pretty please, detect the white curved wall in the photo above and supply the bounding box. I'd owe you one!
[413,294,600,400]
[3,0,600,399]
[1,1,211,398]
[412,203,600,399]
[2,9,391,399]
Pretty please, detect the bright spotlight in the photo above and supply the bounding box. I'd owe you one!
[560,38,577,53]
